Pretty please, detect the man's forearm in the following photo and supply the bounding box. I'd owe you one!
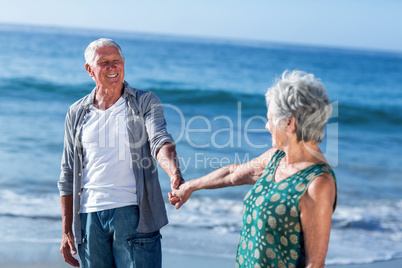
[156,142,183,189]
[60,195,74,234]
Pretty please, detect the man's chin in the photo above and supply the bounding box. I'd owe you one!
[100,79,124,88]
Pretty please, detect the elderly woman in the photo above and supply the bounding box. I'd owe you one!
[169,70,337,268]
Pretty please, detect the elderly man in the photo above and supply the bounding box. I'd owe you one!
[57,38,183,268]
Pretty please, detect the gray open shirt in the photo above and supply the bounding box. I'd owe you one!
[57,81,174,244]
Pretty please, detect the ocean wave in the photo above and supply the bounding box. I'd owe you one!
[151,87,267,113]
[166,196,244,232]
[0,213,61,221]
[2,76,401,126]
[155,88,402,127]
[1,188,402,265]
[0,76,92,100]
[166,196,402,265]
[0,189,61,219]
[167,196,402,234]
[132,86,402,126]
[333,217,392,231]
[338,102,402,126]
[333,201,402,231]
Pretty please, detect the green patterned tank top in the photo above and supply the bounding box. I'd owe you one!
[236,150,336,268]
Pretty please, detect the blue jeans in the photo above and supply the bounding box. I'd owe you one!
[78,205,162,268]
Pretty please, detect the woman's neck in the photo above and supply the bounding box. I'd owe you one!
[282,140,324,166]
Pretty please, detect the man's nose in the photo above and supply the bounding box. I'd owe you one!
[107,63,116,70]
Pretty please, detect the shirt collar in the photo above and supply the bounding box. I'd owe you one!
[123,81,138,98]
[82,81,137,109]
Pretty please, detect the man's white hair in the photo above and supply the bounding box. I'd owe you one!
[84,38,124,67]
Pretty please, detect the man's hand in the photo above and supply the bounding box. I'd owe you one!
[169,173,184,208]
[60,232,80,267]
[170,173,184,191]
[60,195,79,267]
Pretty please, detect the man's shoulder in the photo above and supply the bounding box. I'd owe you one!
[125,82,161,104]
[125,82,155,98]
[69,90,94,110]
[65,93,93,119]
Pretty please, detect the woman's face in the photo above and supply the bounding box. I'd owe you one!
[266,105,288,149]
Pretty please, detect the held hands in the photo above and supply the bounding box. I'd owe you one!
[170,173,185,191]
[168,180,193,210]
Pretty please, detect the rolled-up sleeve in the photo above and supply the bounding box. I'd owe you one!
[57,109,74,196]
[142,92,175,159]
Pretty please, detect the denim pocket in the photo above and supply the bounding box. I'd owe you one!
[127,233,162,248]
[126,232,162,267]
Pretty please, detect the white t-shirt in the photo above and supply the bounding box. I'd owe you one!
[80,96,137,213]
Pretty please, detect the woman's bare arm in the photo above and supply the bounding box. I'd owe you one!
[299,173,336,268]
[169,148,276,209]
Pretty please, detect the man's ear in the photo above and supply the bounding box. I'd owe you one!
[85,63,93,77]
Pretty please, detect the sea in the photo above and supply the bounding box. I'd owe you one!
[0,24,401,266]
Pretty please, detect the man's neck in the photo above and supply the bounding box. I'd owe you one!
[93,84,124,110]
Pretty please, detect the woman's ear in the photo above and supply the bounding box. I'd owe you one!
[287,117,296,133]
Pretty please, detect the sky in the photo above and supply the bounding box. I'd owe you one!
[1,0,401,52]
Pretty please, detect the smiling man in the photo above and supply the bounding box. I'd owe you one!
[57,38,183,268]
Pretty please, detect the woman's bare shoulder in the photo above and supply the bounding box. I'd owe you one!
[304,173,336,209]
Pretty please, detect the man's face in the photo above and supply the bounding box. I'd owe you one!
[86,46,125,89]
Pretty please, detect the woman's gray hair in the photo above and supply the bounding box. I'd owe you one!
[265,70,332,143]
[84,38,124,66]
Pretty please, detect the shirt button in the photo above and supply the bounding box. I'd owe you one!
[78,192,81,196]
[78,212,80,215]
[78,173,82,176]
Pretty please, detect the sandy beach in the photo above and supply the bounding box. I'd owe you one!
[1,239,401,268]
[2,250,402,268]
